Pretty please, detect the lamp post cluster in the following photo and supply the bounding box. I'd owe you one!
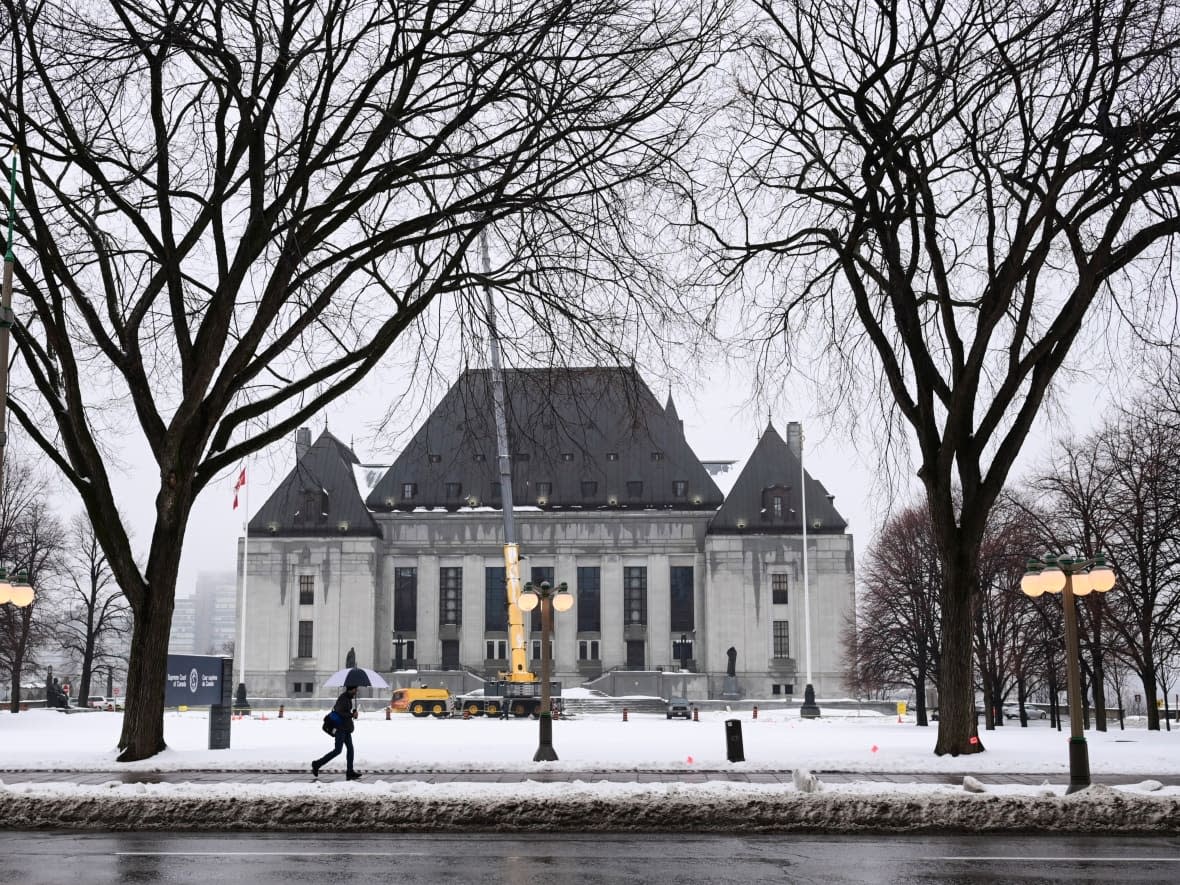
[0,568,33,608]
[1020,553,1116,794]
[517,579,573,761]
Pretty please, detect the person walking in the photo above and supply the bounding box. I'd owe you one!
[313,684,362,780]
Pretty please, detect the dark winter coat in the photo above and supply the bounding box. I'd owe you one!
[331,690,357,734]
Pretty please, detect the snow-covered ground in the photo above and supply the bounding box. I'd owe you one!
[2,700,1178,832]
[4,701,1178,775]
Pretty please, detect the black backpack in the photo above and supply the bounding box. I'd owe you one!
[322,712,337,736]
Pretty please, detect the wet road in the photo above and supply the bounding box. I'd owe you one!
[0,831,1177,884]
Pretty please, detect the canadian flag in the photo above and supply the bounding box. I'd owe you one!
[232,468,247,510]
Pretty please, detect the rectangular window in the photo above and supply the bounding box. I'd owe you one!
[773,620,790,658]
[530,566,554,632]
[485,567,507,632]
[561,452,574,462]
[624,566,647,626]
[401,482,417,499]
[297,621,313,658]
[670,566,694,632]
[773,495,784,520]
[578,640,600,661]
[441,639,460,670]
[651,451,664,461]
[606,452,619,461]
[428,453,442,463]
[530,639,554,661]
[445,482,462,498]
[298,574,314,606]
[772,684,781,696]
[673,480,687,498]
[405,640,415,661]
[485,639,508,659]
[440,567,463,626]
[772,573,789,605]
[672,638,693,665]
[581,480,597,497]
[394,567,418,631]
[626,480,643,498]
[292,683,302,694]
[576,567,601,632]
[536,482,552,498]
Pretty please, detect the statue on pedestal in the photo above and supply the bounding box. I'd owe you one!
[722,646,741,699]
[346,647,356,668]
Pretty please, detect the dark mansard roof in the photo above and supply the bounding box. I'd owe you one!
[365,367,725,512]
[248,430,380,537]
[708,423,847,535]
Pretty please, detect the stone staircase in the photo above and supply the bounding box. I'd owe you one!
[559,696,666,717]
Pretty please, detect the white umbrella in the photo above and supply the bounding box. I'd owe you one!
[323,667,390,688]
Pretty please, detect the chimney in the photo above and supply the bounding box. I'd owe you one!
[786,421,802,457]
[296,426,311,461]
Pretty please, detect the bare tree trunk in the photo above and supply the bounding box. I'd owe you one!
[117,587,175,760]
[1091,653,1107,733]
[915,659,929,726]
[1143,663,1161,731]
[8,661,21,712]
[936,573,984,755]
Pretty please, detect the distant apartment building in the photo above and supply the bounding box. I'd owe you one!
[193,571,238,656]
[169,596,196,654]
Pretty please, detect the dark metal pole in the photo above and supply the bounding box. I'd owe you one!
[534,587,557,762]
[1061,571,1090,793]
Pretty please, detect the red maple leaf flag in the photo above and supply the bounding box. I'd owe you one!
[233,468,247,510]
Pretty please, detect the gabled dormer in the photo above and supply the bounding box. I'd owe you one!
[709,422,846,535]
[249,429,380,537]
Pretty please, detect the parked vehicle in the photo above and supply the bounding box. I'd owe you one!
[87,696,117,711]
[666,697,691,720]
[1003,705,1048,720]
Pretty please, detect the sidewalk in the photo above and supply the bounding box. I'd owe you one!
[2,768,1177,787]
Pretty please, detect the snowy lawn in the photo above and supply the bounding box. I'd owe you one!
[2,702,1177,776]
[2,704,1179,831]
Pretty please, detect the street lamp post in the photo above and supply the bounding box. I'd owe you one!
[1020,553,1116,794]
[392,633,406,671]
[517,580,573,762]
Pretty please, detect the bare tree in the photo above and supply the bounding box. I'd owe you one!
[0,0,731,759]
[972,496,1042,729]
[56,513,130,704]
[717,0,1180,755]
[1025,436,1124,731]
[1093,401,1180,730]
[850,502,943,725]
[0,450,60,711]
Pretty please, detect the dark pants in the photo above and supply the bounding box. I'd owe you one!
[314,730,355,773]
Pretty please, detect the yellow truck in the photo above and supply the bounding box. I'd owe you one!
[389,687,452,718]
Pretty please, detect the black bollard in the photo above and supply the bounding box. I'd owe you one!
[725,718,745,763]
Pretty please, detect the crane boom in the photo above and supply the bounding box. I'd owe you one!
[481,230,535,684]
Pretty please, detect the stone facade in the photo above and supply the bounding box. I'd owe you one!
[235,370,856,702]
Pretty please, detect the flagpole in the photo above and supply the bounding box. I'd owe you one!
[799,425,820,718]
[237,465,249,711]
